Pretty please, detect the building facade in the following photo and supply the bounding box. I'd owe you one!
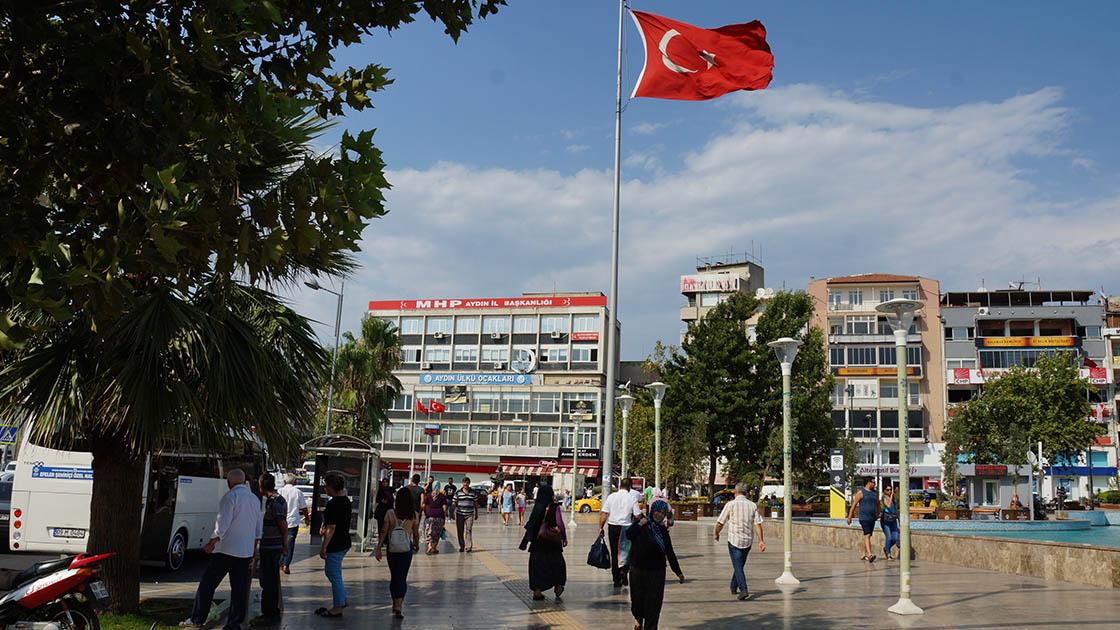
[807,274,946,492]
[679,253,764,341]
[368,293,613,491]
[942,288,1116,501]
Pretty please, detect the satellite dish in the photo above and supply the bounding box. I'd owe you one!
[754,288,766,298]
[765,288,775,298]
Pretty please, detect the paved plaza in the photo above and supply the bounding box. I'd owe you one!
[134,512,1120,629]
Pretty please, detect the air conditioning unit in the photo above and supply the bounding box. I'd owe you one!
[420,362,432,370]
[550,330,563,340]
[493,361,506,370]
[490,332,504,340]
[977,307,989,316]
[433,331,446,339]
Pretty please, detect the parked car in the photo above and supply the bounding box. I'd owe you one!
[575,494,602,513]
[711,489,735,505]
[3,462,15,474]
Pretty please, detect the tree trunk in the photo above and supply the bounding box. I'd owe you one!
[707,445,718,496]
[87,435,146,612]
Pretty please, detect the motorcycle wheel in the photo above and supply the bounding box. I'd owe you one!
[43,599,100,630]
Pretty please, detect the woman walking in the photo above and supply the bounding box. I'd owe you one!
[375,487,420,619]
[516,489,527,525]
[881,485,900,561]
[316,473,351,618]
[421,483,448,554]
[626,500,684,630]
[501,484,515,526]
[518,484,567,601]
[373,477,394,542]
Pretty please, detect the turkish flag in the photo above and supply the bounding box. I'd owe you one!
[430,401,446,413]
[416,400,429,415]
[1083,355,1098,368]
[630,10,773,101]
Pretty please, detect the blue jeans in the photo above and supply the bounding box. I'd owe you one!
[387,551,413,599]
[190,553,250,629]
[324,549,348,608]
[727,543,751,594]
[882,519,900,557]
[281,529,298,568]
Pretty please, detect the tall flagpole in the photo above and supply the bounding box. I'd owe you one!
[601,0,625,493]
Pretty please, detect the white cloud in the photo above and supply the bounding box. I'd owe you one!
[566,144,590,154]
[623,150,660,172]
[290,85,1118,357]
[630,121,668,135]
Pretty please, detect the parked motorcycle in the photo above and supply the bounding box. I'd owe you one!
[0,553,113,629]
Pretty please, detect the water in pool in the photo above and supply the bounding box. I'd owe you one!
[953,525,1120,548]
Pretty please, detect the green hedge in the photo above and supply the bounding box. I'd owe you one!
[1097,490,1120,504]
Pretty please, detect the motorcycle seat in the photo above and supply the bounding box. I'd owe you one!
[12,556,75,589]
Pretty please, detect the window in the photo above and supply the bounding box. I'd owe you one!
[441,425,467,445]
[831,382,845,406]
[700,293,720,307]
[909,382,920,405]
[907,346,921,366]
[880,382,898,399]
[946,358,977,369]
[453,346,478,363]
[848,289,863,305]
[426,317,452,334]
[879,289,895,303]
[902,289,918,301]
[533,392,561,414]
[859,449,876,464]
[573,315,599,332]
[829,347,845,366]
[565,392,598,416]
[563,427,597,448]
[983,479,998,506]
[513,315,538,334]
[500,425,529,447]
[503,392,530,414]
[471,393,499,413]
[848,347,876,365]
[391,393,414,411]
[828,291,842,307]
[512,346,534,363]
[571,347,598,363]
[482,316,510,334]
[470,425,499,446]
[385,424,411,444]
[401,346,422,363]
[945,326,974,341]
[481,346,509,363]
[415,390,441,407]
[878,346,896,366]
[531,426,560,448]
[1080,326,1102,339]
[846,315,875,335]
[399,317,422,335]
[849,379,877,399]
[455,317,479,334]
[543,347,569,363]
[424,347,450,363]
[540,316,569,334]
[829,319,843,335]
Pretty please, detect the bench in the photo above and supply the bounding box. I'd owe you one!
[970,507,1000,520]
[1000,508,1029,521]
[935,507,971,520]
[909,506,936,520]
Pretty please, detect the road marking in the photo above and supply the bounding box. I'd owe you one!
[474,550,582,629]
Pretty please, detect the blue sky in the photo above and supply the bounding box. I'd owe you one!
[290,1,1120,358]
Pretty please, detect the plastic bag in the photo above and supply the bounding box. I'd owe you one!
[587,532,611,569]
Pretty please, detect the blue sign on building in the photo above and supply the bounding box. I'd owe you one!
[0,426,17,446]
[30,465,94,481]
[418,373,531,386]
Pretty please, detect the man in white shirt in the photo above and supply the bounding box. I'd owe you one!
[278,474,309,574]
[714,482,766,600]
[182,469,262,630]
[597,479,642,587]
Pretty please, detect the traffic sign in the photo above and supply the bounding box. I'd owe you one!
[0,426,17,446]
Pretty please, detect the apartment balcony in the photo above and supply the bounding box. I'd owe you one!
[828,333,922,344]
[680,305,699,321]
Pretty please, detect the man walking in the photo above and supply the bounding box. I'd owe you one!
[714,482,765,600]
[598,479,641,588]
[251,474,288,626]
[277,474,308,575]
[453,477,477,552]
[407,474,423,511]
[847,478,879,562]
[181,469,262,630]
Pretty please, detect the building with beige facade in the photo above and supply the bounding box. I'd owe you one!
[679,253,764,342]
[807,273,946,492]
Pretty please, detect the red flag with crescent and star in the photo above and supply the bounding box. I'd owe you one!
[629,10,773,101]
[416,400,429,416]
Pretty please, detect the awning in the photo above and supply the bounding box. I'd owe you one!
[500,464,599,477]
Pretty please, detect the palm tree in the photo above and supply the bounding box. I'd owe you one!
[331,316,402,440]
[0,281,326,609]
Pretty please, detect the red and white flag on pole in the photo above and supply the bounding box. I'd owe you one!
[630,10,773,100]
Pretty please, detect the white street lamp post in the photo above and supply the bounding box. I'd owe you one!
[876,298,924,616]
[646,382,668,490]
[618,393,635,483]
[768,337,802,586]
[569,415,582,529]
[305,278,345,436]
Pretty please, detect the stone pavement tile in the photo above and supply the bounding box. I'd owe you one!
[166,512,1120,629]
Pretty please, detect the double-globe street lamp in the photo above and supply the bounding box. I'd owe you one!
[305,278,344,436]
[646,382,668,490]
[617,393,635,484]
[875,298,924,616]
[768,337,802,586]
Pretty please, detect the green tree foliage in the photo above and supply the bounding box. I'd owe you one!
[942,352,1100,478]
[614,387,706,491]
[0,1,502,610]
[327,316,403,440]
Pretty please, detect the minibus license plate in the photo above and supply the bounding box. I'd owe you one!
[51,527,86,539]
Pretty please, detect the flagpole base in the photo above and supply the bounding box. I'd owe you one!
[774,571,800,586]
[888,598,924,616]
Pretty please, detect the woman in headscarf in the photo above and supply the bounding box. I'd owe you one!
[626,499,684,630]
[518,483,567,600]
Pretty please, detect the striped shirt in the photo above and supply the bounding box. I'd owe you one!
[454,489,478,517]
[716,495,764,549]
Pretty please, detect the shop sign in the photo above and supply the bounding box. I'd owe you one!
[977,336,1078,348]
[834,366,920,377]
[571,332,599,342]
[559,447,601,460]
[855,464,942,477]
[975,465,1007,476]
[680,273,740,293]
[369,295,606,311]
[419,373,531,386]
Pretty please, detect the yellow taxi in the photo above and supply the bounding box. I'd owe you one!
[574,494,602,513]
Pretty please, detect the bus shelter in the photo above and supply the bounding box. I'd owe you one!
[302,434,380,553]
